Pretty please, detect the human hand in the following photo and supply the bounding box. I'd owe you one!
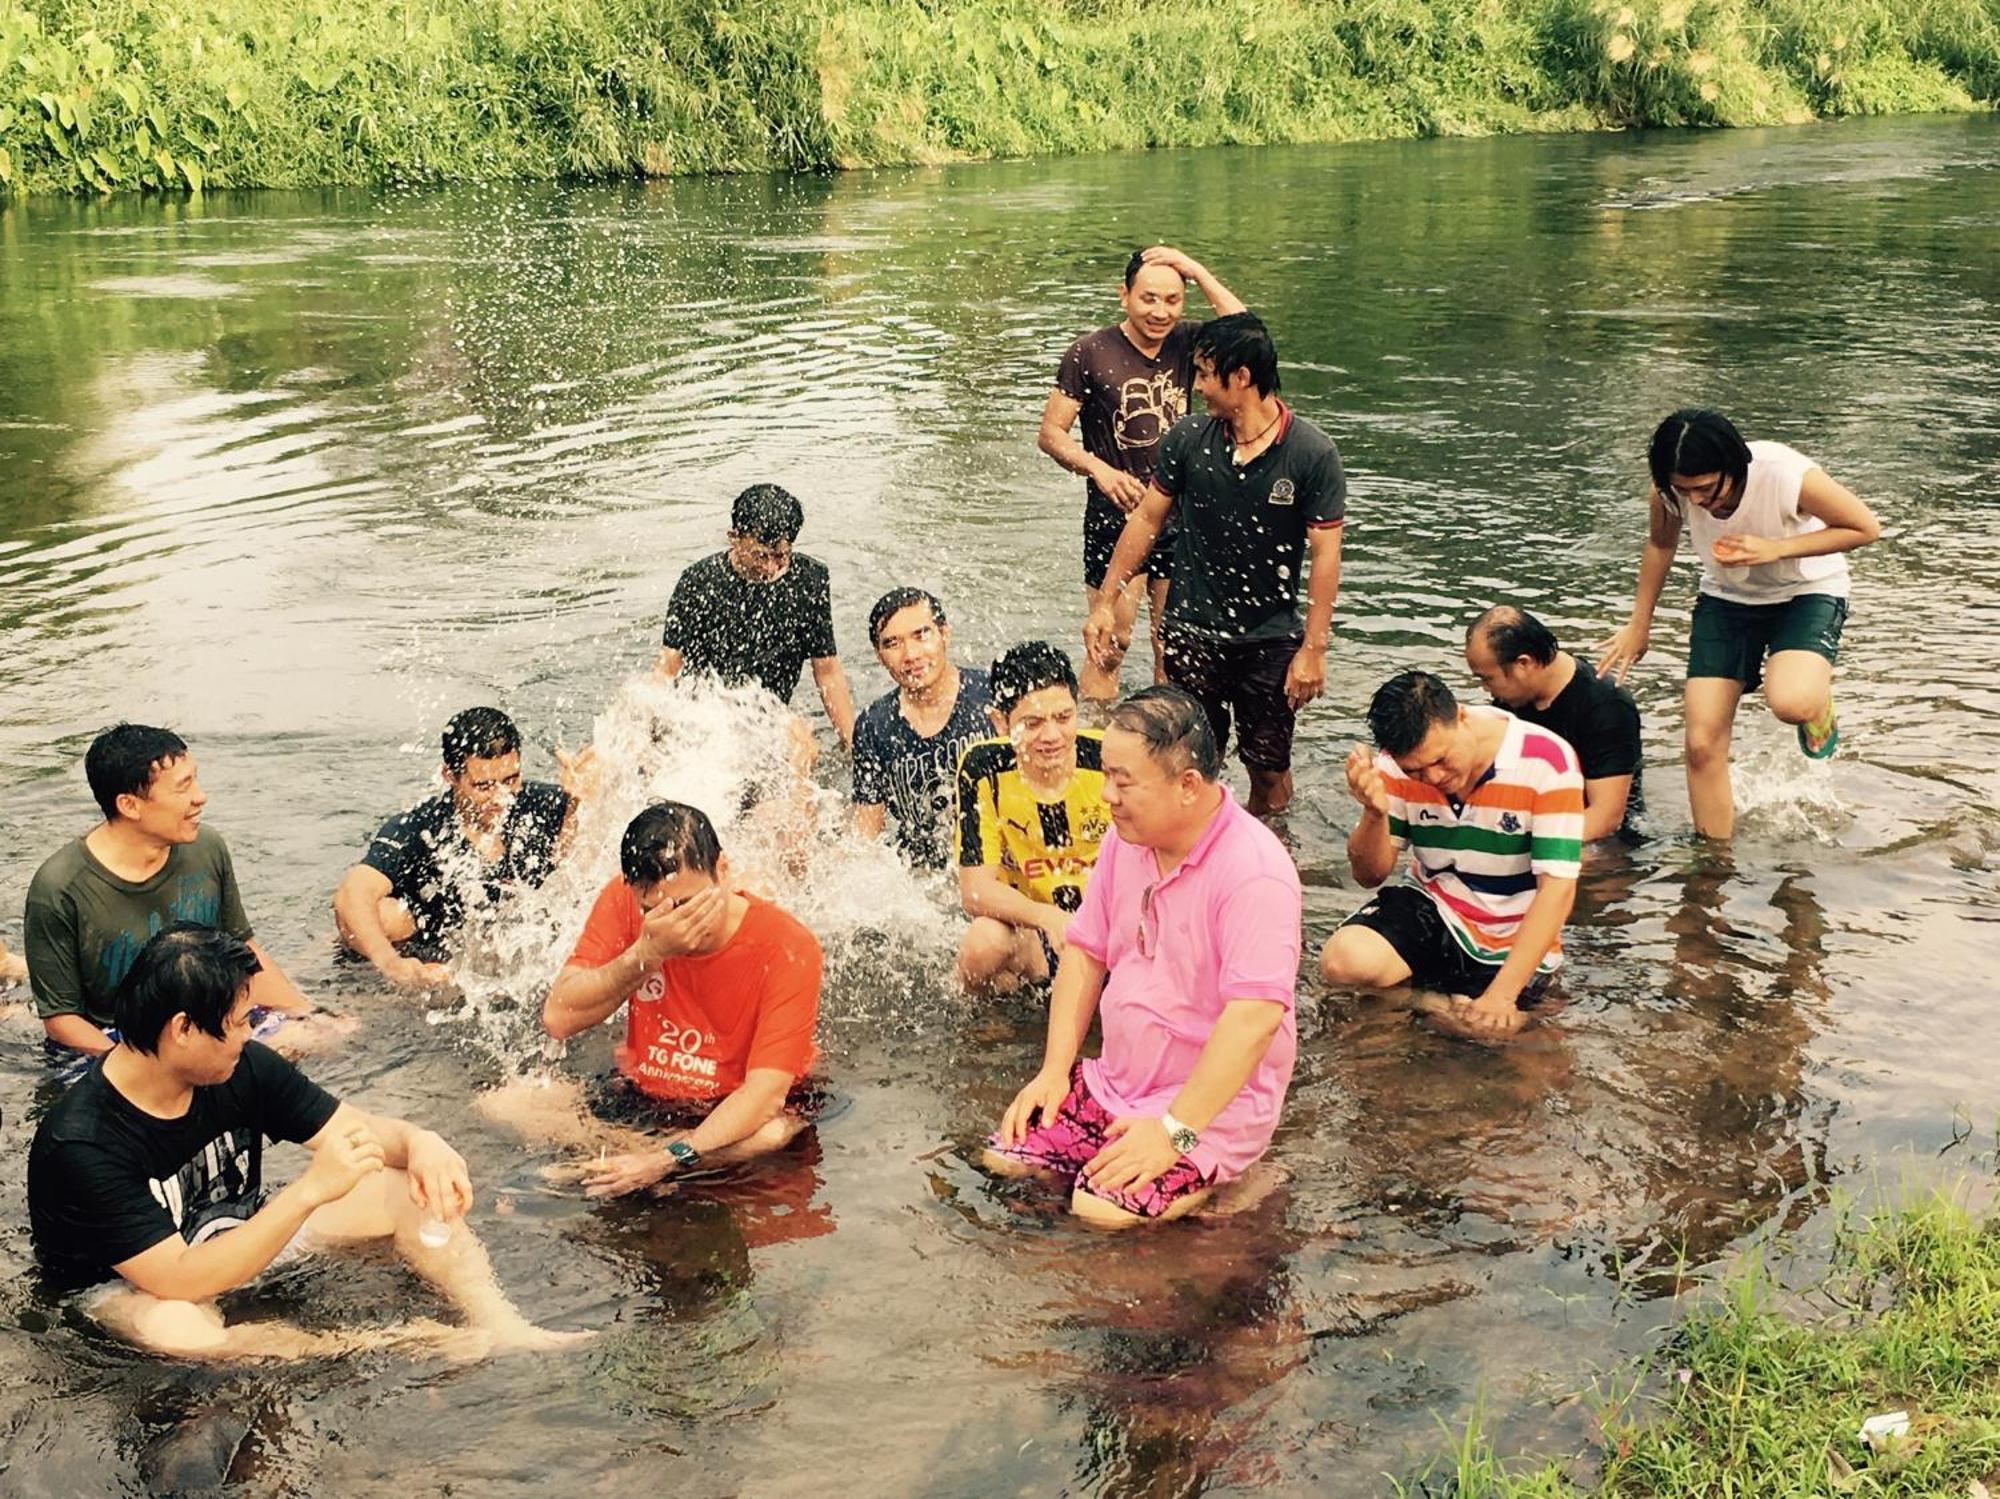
[302,1119,386,1206]
[1082,1116,1181,1196]
[1139,244,1201,280]
[1038,908,1072,949]
[555,744,603,802]
[1083,603,1128,670]
[1594,621,1650,685]
[1710,533,1783,568]
[998,1066,1072,1148]
[632,885,729,967]
[1447,989,1529,1037]
[582,1148,677,1198]
[1284,644,1327,709]
[385,954,453,990]
[1097,466,1149,513]
[1345,743,1390,817]
[403,1128,473,1222]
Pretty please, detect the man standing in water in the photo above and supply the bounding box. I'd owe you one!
[29,924,578,1359]
[333,707,589,989]
[1597,408,1880,840]
[1085,312,1345,816]
[852,588,993,869]
[1039,246,1246,701]
[1319,671,1584,1037]
[654,483,858,750]
[990,686,1301,1225]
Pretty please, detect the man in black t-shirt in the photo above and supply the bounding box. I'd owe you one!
[1466,605,1644,842]
[653,483,858,749]
[333,707,588,989]
[28,924,581,1359]
[1039,246,1246,701]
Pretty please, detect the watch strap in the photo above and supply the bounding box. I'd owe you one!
[666,1140,701,1169]
[1161,1110,1199,1154]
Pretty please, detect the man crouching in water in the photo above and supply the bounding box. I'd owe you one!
[480,801,821,1194]
[28,924,583,1360]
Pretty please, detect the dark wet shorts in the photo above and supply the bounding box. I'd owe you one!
[987,1061,1215,1218]
[1163,630,1301,772]
[1083,497,1175,591]
[587,1070,833,1131]
[1687,592,1847,691]
[1338,885,1549,1004]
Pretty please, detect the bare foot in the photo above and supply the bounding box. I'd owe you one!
[490,1321,596,1355]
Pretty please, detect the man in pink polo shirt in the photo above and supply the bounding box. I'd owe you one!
[988,685,1302,1226]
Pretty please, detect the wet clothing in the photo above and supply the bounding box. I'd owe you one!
[1687,593,1847,688]
[1162,631,1305,772]
[1339,884,1551,1002]
[28,1041,339,1293]
[851,668,993,869]
[660,551,837,703]
[1503,662,1645,837]
[24,828,252,1029]
[953,732,1110,913]
[1668,440,1848,605]
[567,885,820,1104]
[1082,492,1174,591]
[360,782,572,950]
[1056,323,1193,585]
[989,1060,1215,1218]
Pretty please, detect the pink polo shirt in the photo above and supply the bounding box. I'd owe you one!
[1066,785,1302,1181]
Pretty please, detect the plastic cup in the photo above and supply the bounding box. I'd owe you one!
[418,1215,454,1249]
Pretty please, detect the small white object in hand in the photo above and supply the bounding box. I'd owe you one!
[418,1215,454,1249]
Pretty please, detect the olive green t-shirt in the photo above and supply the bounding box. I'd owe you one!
[24,828,253,1027]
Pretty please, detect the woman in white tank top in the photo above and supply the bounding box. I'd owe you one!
[1597,409,1881,841]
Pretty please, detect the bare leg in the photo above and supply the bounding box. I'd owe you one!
[1079,578,1146,701]
[1247,768,1293,817]
[88,1286,485,1362]
[476,1075,657,1157]
[1684,677,1745,840]
[955,919,1050,994]
[1762,650,1834,726]
[1318,925,1414,990]
[1147,573,1172,686]
[1070,1183,1214,1228]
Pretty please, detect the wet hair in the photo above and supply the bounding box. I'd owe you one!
[1468,605,1559,668]
[1648,408,1752,497]
[1123,248,1186,289]
[85,723,190,821]
[868,587,947,648]
[1367,670,1460,757]
[1106,685,1220,780]
[1192,311,1279,396]
[729,483,805,544]
[620,800,723,888]
[989,641,1078,717]
[114,922,262,1054]
[441,707,520,775]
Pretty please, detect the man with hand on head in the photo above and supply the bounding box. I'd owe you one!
[988,686,1301,1226]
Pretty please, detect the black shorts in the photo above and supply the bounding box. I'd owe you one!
[1083,497,1175,591]
[1163,630,1301,772]
[586,1071,832,1130]
[1339,885,1549,1003]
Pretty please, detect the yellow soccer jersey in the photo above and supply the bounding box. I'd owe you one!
[953,731,1110,911]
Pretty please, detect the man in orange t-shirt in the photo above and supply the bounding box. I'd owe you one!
[539,801,822,1196]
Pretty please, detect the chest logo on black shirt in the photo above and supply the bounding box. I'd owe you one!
[1269,477,1296,506]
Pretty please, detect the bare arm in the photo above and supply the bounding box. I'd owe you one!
[245,940,311,1015]
[853,803,886,840]
[1581,776,1635,842]
[1344,745,1398,888]
[43,1012,113,1054]
[811,656,858,750]
[958,865,1065,938]
[653,646,684,679]
[1167,1000,1285,1130]
[1097,486,1173,601]
[1284,524,1344,708]
[542,957,647,1041]
[997,946,1109,1146]
[1039,388,1147,510]
[1597,491,1683,682]
[1716,467,1881,562]
[1142,245,1246,316]
[1473,873,1577,1010]
[682,1067,794,1155]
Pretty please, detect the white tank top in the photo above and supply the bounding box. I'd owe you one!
[1671,439,1850,604]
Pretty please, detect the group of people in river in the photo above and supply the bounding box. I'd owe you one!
[4,243,1880,1361]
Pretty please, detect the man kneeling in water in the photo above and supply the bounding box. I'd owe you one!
[28,924,580,1360]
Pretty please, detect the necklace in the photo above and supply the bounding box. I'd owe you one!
[1231,406,1282,463]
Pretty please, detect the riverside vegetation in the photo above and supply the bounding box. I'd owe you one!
[2,0,1999,195]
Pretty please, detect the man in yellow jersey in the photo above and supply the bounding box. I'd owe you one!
[954,642,1111,993]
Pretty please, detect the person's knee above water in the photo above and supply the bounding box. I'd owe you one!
[26,924,572,1360]
[1082,311,1347,818]
[1466,604,1643,845]
[952,642,1111,994]
[990,685,1302,1227]
[652,482,858,752]
[332,706,591,990]
[1596,408,1880,842]
[24,723,328,1061]
[851,587,994,869]
[542,800,822,1195]
[1037,245,1248,702]
[1319,670,1584,1039]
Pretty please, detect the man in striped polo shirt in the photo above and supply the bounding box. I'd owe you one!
[1319,670,1584,1036]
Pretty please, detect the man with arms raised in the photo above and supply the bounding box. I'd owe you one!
[990,686,1301,1226]
[1319,671,1585,1037]
[28,925,578,1359]
[852,588,993,869]
[1465,605,1643,843]
[954,642,1110,994]
[1086,312,1345,816]
[1039,246,1246,700]
[25,724,323,1060]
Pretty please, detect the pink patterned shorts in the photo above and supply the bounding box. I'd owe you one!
[988,1061,1215,1219]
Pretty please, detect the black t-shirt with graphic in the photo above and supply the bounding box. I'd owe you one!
[1055,322,1198,521]
[851,668,993,869]
[1507,663,1646,835]
[29,1041,340,1293]
[360,781,573,949]
[660,550,838,702]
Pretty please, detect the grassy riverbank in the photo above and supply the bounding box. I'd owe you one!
[3,0,1998,195]
[1402,1192,2000,1496]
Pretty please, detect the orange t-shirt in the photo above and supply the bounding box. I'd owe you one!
[566,881,821,1103]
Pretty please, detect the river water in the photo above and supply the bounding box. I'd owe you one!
[2,114,1997,1494]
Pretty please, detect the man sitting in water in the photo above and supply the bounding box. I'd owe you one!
[1465,605,1643,843]
[1319,671,1584,1038]
[852,587,993,869]
[988,686,1301,1225]
[954,642,1110,993]
[24,723,328,1060]
[653,483,858,751]
[28,924,579,1360]
[480,801,821,1195]
[333,707,590,989]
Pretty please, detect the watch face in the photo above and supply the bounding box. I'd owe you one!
[1169,1127,1198,1153]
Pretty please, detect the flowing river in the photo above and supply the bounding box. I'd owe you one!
[1,113,1997,1494]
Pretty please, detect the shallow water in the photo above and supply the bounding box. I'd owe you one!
[2,114,1999,1494]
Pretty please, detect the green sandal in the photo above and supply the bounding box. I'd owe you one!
[1797,691,1840,759]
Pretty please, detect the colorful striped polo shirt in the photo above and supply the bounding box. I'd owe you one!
[1376,708,1585,971]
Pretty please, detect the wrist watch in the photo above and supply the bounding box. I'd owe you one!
[665,1140,701,1170]
[1161,1111,1199,1155]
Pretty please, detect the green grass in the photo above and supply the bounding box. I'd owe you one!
[1398,1191,2000,1496]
